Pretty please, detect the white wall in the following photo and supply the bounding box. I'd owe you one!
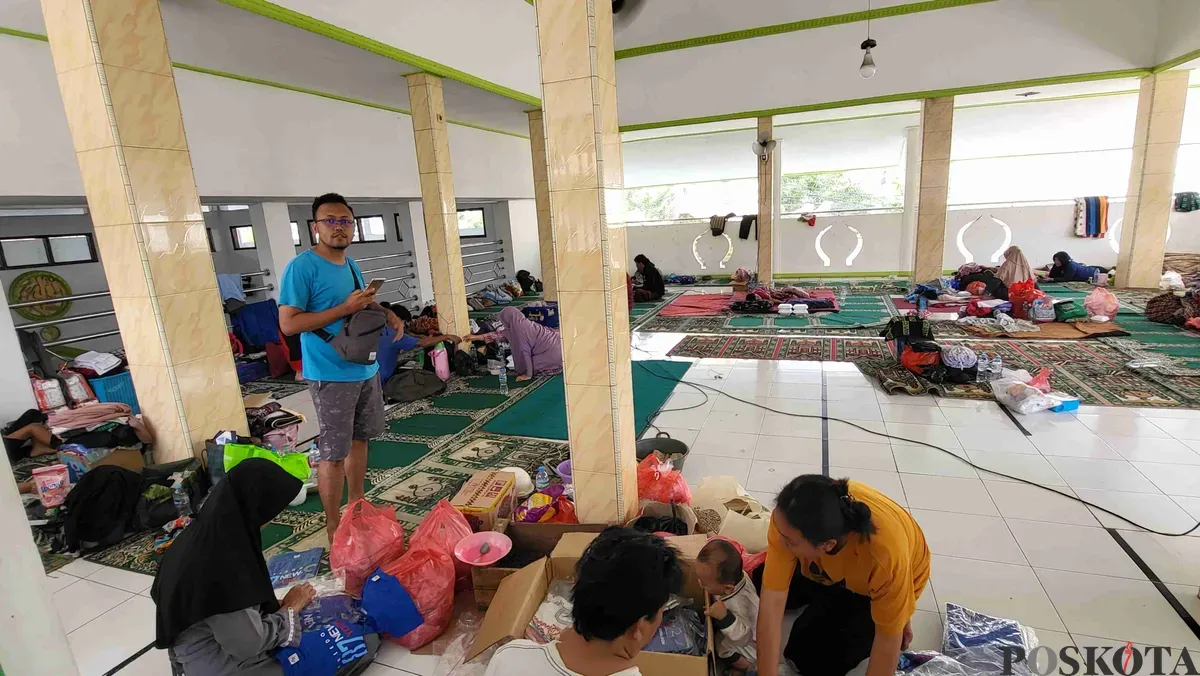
[0,36,535,202]
[502,200,541,278]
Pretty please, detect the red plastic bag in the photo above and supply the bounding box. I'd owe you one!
[966,281,987,297]
[636,454,693,504]
[58,367,96,407]
[1028,368,1054,393]
[330,499,406,595]
[546,495,578,523]
[383,546,455,649]
[900,346,940,375]
[1007,280,1045,320]
[408,499,472,589]
[964,299,993,317]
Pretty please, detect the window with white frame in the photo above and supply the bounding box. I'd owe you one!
[357,215,387,242]
[290,221,301,246]
[230,225,256,250]
[457,209,486,238]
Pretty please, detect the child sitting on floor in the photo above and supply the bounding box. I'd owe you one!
[697,539,759,675]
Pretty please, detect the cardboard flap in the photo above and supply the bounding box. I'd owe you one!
[466,557,549,661]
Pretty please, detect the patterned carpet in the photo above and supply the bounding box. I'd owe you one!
[668,335,893,362]
[241,376,307,399]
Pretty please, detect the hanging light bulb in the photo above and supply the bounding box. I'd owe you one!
[859,0,877,79]
[860,38,877,79]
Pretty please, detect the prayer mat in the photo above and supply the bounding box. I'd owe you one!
[482,360,693,439]
[241,376,306,399]
[658,293,733,317]
[854,358,994,400]
[959,321,1130,340]
[667,335,892,362]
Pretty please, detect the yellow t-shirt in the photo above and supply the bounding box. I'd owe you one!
[761,481,930,636]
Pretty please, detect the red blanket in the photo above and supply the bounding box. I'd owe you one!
[658,294,733,317]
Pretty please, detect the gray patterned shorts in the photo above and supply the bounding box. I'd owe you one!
[307,375,385,462]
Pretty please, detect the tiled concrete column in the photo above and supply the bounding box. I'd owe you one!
[757,116,775,285]
[249,202,296,301]
[527,111,559,301]
[41,0,247,461]
[406,73,470,338]
[534,0,636,524]
[912,97,954,282]
[1117,71,1189,288]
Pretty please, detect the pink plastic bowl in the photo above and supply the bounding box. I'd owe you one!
[556,459,573,484]
[453,531,513,567]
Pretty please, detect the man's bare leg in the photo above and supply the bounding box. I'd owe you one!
[4,423,57,457]
[319,459,346,541]
[345,439,368,504]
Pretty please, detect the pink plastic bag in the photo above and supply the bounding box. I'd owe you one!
[636,454,693,504]
[1028,368,1054,393]
[330,499,406,595]
[408,499,473,589]
[383,545,456,649]
[1084,287,1119,318]
[710,535,767,573]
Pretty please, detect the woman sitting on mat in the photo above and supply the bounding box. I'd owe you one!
[755,475,929,676]
[995,245,1036,288]
[1048,251,1108,282]
[633,254,666,302]
[153,459,379,676]
[463,306,562,381]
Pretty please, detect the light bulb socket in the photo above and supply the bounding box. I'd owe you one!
[860,38,877,50]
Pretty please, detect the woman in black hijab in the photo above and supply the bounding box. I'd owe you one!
[633,254,665,301]
[152,459,313,675]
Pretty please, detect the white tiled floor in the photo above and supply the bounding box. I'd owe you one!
[51,352,1200,673]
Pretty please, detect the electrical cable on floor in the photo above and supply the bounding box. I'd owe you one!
[631,357,1200,538]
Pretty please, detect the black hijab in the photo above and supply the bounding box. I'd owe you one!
[151,458,302,648]
[1053,251,1071,266]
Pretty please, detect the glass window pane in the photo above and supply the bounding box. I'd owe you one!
[290,221,301,246]
[1,238,48,267]
[358,216,386,242]
[47,235,92,263]
[457,209,486,237]
[948,150,1132,205]
[232,226,256,249]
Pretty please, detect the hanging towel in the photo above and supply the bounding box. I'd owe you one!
[710,212,734,236]
[738,214,758,240]
[1073,197,1109,238]
[217,273,246,302]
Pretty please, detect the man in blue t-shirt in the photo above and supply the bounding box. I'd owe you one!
[278,193,407,539]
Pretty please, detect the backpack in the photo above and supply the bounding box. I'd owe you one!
[383,370,447,402]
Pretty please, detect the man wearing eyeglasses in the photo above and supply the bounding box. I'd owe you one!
[279,193,405,539]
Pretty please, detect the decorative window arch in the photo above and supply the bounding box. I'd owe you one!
[956,214,1012,264]
[814,223,863,267]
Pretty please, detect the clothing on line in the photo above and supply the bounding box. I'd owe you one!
[232,299,283,349]
[217,274,247,303]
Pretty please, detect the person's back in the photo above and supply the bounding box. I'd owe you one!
[483,528,682,676]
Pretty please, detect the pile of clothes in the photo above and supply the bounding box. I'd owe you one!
[880,317,979,385]
[466,281,527,311]
[744,286,834,310]
[663,273,697,285]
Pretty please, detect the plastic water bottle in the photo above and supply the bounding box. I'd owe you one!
[172,475,192,517]
[498,349,509,395]
[534,465,551,492]
[991,354,1003,381]
[306,442,321,472]
[976,354,990,382]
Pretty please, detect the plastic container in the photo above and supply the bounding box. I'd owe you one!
[32,464,71,507]
[88,371,140,414]
[555,459,573,485]
[431,346,451,381]
[534,465,550,491]
[635,432,691,471]
[453,531,513,567]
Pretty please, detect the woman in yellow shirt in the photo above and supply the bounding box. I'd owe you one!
[754,475,930,676]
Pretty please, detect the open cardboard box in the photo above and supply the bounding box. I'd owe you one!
[466,532,714,676]
[473,519,609,607]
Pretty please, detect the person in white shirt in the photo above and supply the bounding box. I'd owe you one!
[483,528,683,676]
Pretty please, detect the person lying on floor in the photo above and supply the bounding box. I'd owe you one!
[463,306,562,381]
[755,475,930,676]
[1047,251,1109,282]
[152,458,379,676]
[485,527,682,676]
[632,254,666,302]
[4,409,61,464]
[375,303,461,381]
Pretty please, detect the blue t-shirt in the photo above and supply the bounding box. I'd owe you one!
[279,250,380,383]
[376,325,420,381]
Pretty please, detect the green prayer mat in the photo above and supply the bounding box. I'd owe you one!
[482,360,692,439]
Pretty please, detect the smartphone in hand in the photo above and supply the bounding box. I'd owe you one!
[367,278,385,293]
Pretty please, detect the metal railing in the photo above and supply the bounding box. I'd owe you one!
[360,262,414,275]
[460,239,504,250]
[356,250,413,263]
[243,284,274,295]
[241,269,271,279]
[43,330,121,348]
[463,258,505,270]
[9,290,112,309]
[465,276,505,289]
[461,249,505,260]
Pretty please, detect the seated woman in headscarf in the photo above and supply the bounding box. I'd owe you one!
[633,254,665,302]
[152,459,379,675]
[1048,251,1108,282]
[995,245,1036,289]
[463,306,562,381]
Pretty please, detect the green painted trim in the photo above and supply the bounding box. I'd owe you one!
[0,27,528,139]
[955,88,1139,110]
[614,0,996,60]
[218,0,541,107]
[776,270,912,279]
[618,69,1152,132]
[0,26,47,41]
[1152,48,1200,74]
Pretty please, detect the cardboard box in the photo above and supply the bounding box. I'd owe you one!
[471,520,608,608]
[451,471,517,532]
[467,532,714,676]
[58,447,145,482]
